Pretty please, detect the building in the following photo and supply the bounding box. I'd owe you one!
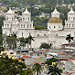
[2,7,75,49]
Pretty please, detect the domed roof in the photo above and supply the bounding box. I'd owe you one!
[48,17,62,23]
[68,8,75,14]
[23,8,30,14]
[52,7,60,14]
[7,8,14,14]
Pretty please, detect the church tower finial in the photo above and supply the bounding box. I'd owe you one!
[7,7,14,14]
[51,7,60,18]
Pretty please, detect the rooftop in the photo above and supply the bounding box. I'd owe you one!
[48,17,62,23]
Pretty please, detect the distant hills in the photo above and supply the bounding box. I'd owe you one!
[0,0,75,7]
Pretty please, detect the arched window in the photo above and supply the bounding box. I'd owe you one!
[54,26,55,28]
[22,32,23,36]
[12,17,13,21]
[23,17,24,21]
[56,34,58,36]
[69,24,70,27]
[24,24,25,28]
[44,34,46,36]
[21,24,22,27]
[28,17,29,21]
[72,24,74,27]
[67,24,68,27]
[74,32,75,35]
[30,24,31,28]
[7,24,9,27]
[49,26,50,28]
[27,24,29,28]
[5,32,7,35]
[37,34,39,36]
[29,33,31,35]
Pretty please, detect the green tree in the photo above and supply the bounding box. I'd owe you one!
[0,54,26,75]
[66,34,74,43]
[0,46,4,53]
[0,34,3,46]
[45,58,58,66]
[40,43,50,49]
[25,35,34,49]
[17,11,22,15]
[19,37,26,48]
[10,2,20,7]
[24,68,33,75]
[2,0,10,5]
[6,33,17,49]
[32,63,42,75]
[35,25,46,30]
[0,16,5,34]
[47,64,62,75]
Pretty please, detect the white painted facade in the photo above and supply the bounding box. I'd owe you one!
[2,8,75,49]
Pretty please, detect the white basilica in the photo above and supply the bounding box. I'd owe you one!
[2,7,75,49]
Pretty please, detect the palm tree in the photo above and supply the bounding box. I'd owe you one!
[32,63,42,75]
[25,35,34,50]
[6,33,17,49]
[24,68,33,75]
[66,34,74,43]
[47,64,62,75]
[19,37,26,49]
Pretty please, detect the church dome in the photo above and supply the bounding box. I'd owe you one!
[7,8,14,14]
[48,17,62,23]
[68,8,75,14]
[52,7,60,14]
[23,8,30,14]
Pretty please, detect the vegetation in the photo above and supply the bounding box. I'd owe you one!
[1,0,75,6]
[19,37,26,47]
[0,46,4,53]
[32,63,42,75]
[24,68,33,75]
[0,34,3,46]
[47,64,62,75]
[40,43,51,49]
[19,35,34,49]
[0,17,4,34]
[66,34,74,43]
[0,17,5,46]
[25,35,34,49]
[6,33,17,49]
[10,2,20,7]
[45,58,58,66]
[0,54,26,75]
[32,17,48,28]
[35,25,46,30]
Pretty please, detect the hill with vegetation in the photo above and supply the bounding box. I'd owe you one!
[0,0,75,7]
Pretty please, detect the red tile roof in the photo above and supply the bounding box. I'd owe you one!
[32,62,42,64]
[18,56,32,59]
[66,73,73,75]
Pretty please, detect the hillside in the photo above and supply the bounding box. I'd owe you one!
[0,0,75,7]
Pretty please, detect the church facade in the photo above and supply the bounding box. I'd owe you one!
[2,8,75,49]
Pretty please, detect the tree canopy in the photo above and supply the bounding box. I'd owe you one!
[45,58,58,66]
[40,43,51,49]
[47,64,62,75]
[66,34,74,43]
[0,54,26,75]
[32,63,42,75]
